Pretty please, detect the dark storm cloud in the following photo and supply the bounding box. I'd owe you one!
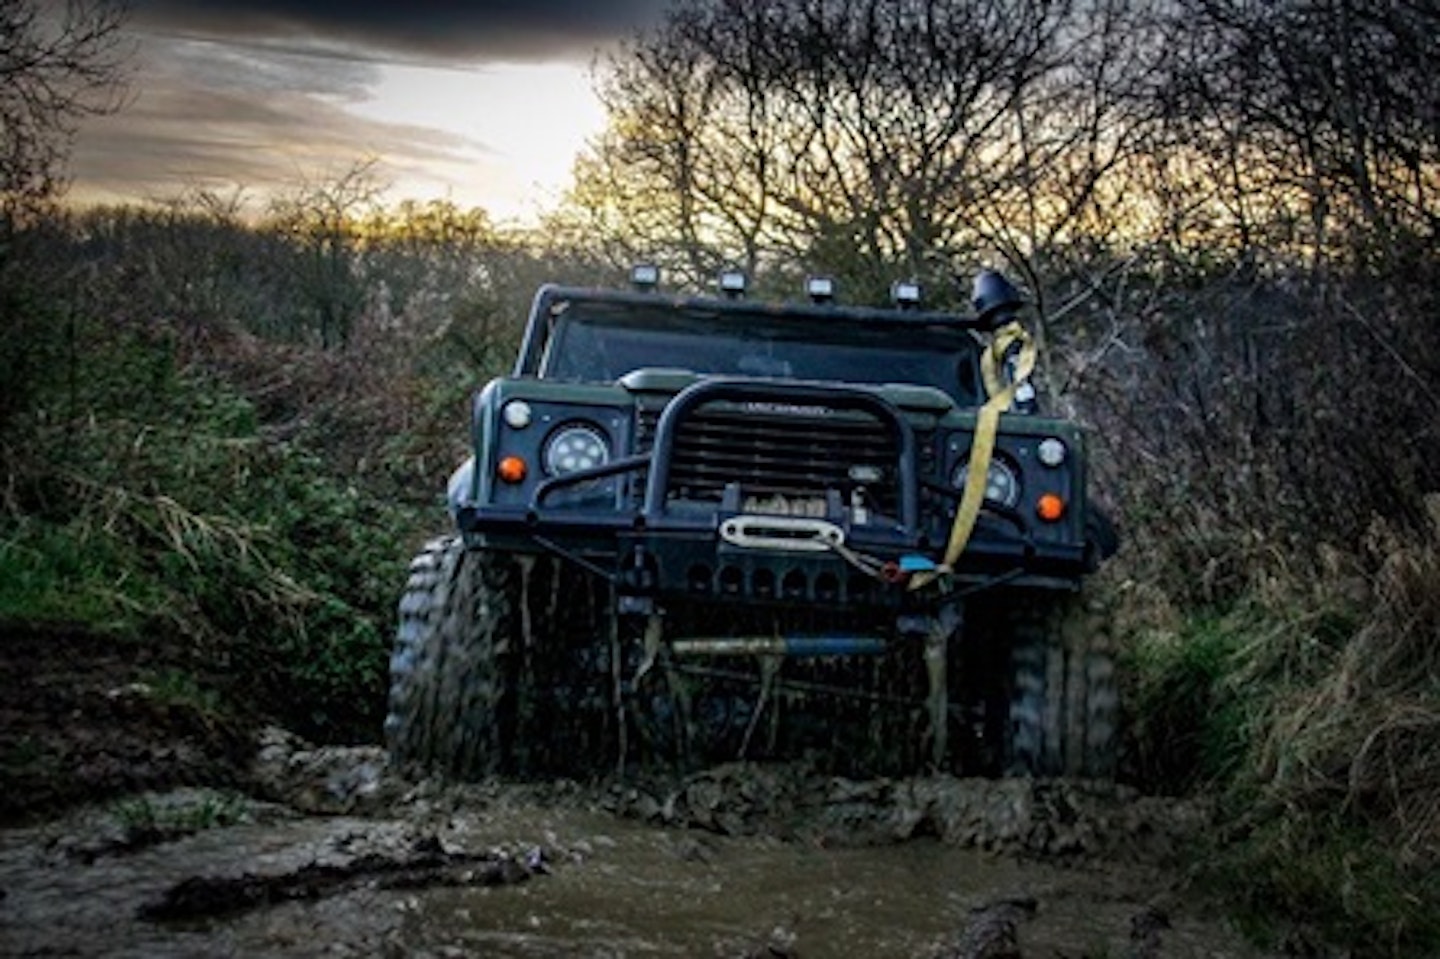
[70,75,473,198]
[130,0,669,61]
[160,31,376,97]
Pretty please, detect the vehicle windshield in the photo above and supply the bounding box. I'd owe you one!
[539,300,983,405]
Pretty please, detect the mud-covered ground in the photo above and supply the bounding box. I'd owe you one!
[0,623,1299,958]
[0,621,254,821]
[0,724,1291,958]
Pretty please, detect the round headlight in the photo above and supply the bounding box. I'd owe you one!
[502,400,533,429]
[1037,437,1067,467]
[953,458,1021,508]
[544,424,610,475]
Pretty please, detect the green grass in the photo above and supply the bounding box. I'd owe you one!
[0,520,152,629]
[1120,570,1440,957]
[142,668,223,714]
[2,326,423,743]
[1123,612,1251,791]
[1204,811,1440,955]
[112,790,250,836]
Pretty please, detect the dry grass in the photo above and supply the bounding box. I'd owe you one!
[178,314,468,507]
[1246,496,1440,861]
[1110,489,1440,950]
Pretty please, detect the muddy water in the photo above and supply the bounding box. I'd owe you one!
[408,808,1260,958]
[0,784,1268,959]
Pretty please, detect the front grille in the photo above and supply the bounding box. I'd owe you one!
[636,402,901,516]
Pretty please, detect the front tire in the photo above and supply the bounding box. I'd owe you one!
[384,536,518,779]
[993,594,1118,778]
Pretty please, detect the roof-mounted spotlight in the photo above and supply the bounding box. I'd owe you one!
[891,279,922,310]
[806,275,836,304]
[630,263,660,291]
[718,267,747,299]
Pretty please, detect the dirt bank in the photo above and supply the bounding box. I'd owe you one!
[0,621,253,823]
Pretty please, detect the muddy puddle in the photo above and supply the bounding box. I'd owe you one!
[0,736,1272,958]
[405,810,1260,958]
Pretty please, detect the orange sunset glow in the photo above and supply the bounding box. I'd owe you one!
[66,1,663,224]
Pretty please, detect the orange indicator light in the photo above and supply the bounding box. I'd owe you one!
[1036,493,1065,522]
[497,456,528,484]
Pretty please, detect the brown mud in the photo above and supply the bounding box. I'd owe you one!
[0,621,252,822]
[0,622,1279,957]
[0,729,1281,958]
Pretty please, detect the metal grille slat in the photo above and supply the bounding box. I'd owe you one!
[672,464,859,485]
[686,413,890,437]
[670,443,890,465]
[680,431,893,455]
[636,402,902,514]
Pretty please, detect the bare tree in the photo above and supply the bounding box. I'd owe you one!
[266,159,388,348]
[568,0,1158,309]
[1151,0,1440,265]
[0,0,128,222]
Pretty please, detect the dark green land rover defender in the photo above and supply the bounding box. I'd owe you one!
[386,268,1117,780]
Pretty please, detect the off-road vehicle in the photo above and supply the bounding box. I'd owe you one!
[386,268,1117,780]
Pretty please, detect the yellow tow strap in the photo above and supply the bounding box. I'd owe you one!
[909,321,1036,591]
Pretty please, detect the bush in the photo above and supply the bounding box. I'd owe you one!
[1122,611,1250,792]
[1114,501,1440,955]
[0,315,425,742]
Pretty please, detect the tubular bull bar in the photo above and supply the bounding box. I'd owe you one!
[528,378,922,607]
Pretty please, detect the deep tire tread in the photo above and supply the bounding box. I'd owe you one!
[1001,594,1118,778]
[385,536,518,780]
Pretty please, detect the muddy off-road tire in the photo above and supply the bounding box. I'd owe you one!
[996,594,1118,778]
[385,536,518,779]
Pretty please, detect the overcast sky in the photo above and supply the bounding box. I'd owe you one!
[68,0,669,223]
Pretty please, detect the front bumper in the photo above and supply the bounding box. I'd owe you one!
[455,378,1090,607]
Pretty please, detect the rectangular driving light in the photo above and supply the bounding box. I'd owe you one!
[891,279,922,309]
[718,268,747,299]
[806,275,836,303]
